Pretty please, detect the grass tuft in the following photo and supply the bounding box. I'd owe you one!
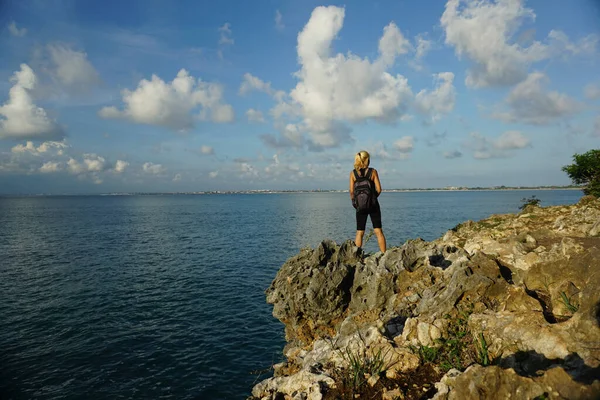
[340,346,388,390]
[560,291,579,313]
[476,332,490,366]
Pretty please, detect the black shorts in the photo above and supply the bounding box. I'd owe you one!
[356,202,382,231]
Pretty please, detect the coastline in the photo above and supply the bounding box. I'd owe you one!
[0,187,583,197]
[250,196,600,399]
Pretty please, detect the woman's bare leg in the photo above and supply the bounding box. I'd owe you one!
[374,228,386,252]
[355,230,365,247]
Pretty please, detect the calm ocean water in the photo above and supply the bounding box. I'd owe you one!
[0,190,582,399]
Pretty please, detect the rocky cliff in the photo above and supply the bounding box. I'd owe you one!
[250,196,600,400]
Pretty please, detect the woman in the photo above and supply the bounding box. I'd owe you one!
[349,150,387,253]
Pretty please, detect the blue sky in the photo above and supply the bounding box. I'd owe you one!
[0,0,599,193]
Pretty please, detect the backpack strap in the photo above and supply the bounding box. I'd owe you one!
[353,169,360,179]
[365,168,373,180]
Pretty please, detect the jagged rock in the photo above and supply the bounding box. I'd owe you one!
[265,240,358,345]
[589,219,600,236]
[382,388,404,400]
[432,365,600,400]
[253,199,600,399]
[250,370,335,400]
[349,253,397,312]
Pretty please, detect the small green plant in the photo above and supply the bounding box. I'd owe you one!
[340,346,387,390]
[432,305,476,372]
[437,336,464,372]
[560,291,579,313]
[410,345,439,363]
[330,328,396,397]
[476,332,490,366]
[340,348,389,394]
[519,195,541,210]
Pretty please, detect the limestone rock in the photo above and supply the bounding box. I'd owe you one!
[253,198,600,399]
[251,370,335,400]
[435,365,600,400]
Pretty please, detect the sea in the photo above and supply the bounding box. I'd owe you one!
[0,189,582,399]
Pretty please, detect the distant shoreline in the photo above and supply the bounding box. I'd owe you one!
[0,187,583,197]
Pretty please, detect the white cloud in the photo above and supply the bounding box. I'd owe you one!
[11,141,37,154]
[209,170,219,178]
[0,64,64,140]
[246,108,265,123]
[464,130,530,159]
[200,145,214,155]
[584,83,600,100]
[261,123,304,149]
[239,162,258,178]
[263,154,306,180]
[47,44,100,93]
[494,130,530,150]
[4,139,131,184]
[440,0,594,88]
[492,72,582,125]
[67,158,85,174]
[8,21,27,37]
[414,72,456,122]
[378,22,412,65]
[39,161,61,173]
[548,30,598,56]
[64,154,106,175]
[443,150,462,159]
[283,6,413,149]
[114,160,129,173]
[99,69,234,130]
[393,136,414,153]
[172,173,182,182]
[83,154,105,172]
[142,162,165,175]
[464,132,494,159]
[211,104,235,123]
[414,35,432,61]
[275,10,285,31]
[37,140,68,154]
[441,0,546,87]
[410,34,433,70]
[239,73,285,99]
[370,142,394,160]
[218,23,234,45]
[12,140,68,156]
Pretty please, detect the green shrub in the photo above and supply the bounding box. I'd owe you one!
[519,195,541,210]
[562,150,600,197]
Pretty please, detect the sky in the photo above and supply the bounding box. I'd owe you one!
[0,0,599,194]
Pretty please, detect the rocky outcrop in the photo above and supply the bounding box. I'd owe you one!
[251,196,600,400]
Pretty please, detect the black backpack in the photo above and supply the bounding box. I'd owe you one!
[353,168,376,212]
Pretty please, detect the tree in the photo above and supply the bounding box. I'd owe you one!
[562,150,600,197]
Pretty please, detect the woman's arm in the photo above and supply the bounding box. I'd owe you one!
[372,169,382,195]
[349,171,355,199]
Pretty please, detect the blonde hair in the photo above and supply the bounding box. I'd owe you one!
[354,150,370,170]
